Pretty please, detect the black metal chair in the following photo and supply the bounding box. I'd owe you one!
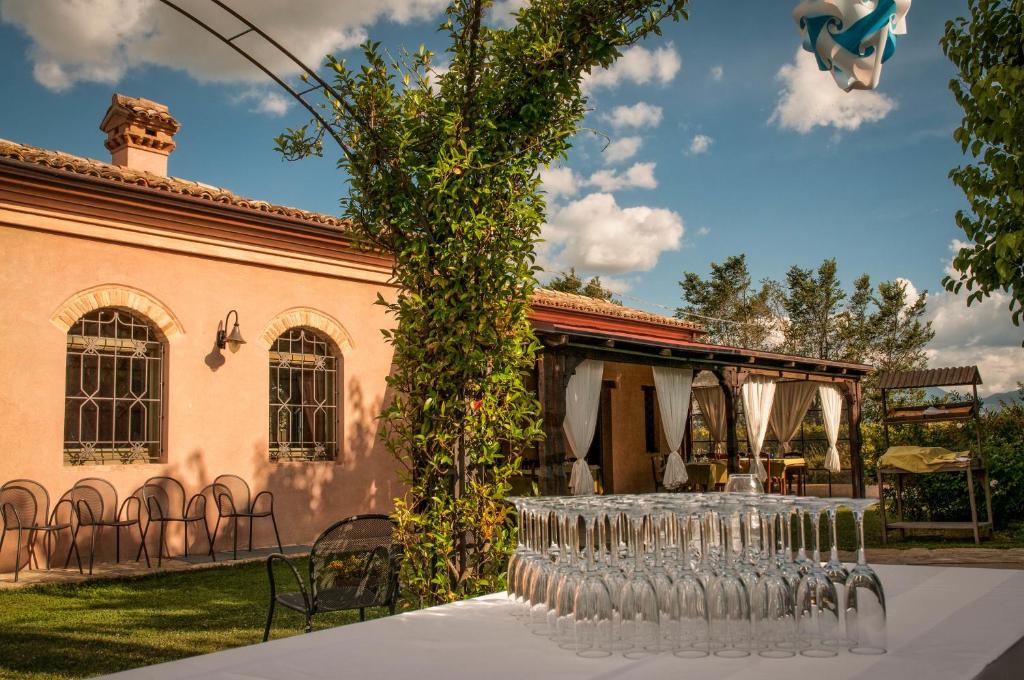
[210,474,283,560]
[263,514,400,641]
[137,476,212,567]
[67,477,150,574]
[0,480,80,581]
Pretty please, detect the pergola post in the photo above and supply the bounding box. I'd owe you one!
[538,347,583,495]
[843,380,865,498]
[717,367,746,474]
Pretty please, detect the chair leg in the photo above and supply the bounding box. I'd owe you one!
[136,522,148,562]
[14,528,22,583]
[115,525,121,564]
[157,522,166,568]
[137,522,151,568]
[201,519,215,562]
[263,598,276,642]
[270,513,283,554]
[69,529,83,575]
[210,516,221,560]
[184,520,189,559]
[248,516,254,553]
[233,516,238,561]
[88,526,98,576]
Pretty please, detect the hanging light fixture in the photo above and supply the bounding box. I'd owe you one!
[793,0,912,92]
[216,310,246,351]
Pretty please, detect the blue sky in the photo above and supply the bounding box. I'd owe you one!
[0,0,1020,393]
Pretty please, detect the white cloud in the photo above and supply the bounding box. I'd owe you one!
[769,49,896,134]
[605,102,663,129]
[234,88,289,116]
[586,162,657,192]
[0,0,448,91]
[688,134,713,155]
[696,226,710,237]
[912,242,1024,396]
[490,0,529,27]
[710,65,723,81]
[583,44,681,91]
[540,165,581,200]
[603,136,643,164]
[541,192,684,274]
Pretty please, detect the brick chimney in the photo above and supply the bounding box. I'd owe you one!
[99,94,180,176]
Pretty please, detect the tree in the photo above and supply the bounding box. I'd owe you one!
[781,258,846,360]
[941,0,1024,328]
[677,254,782,350]
[276,0,687,606]
[866,279,935,374]
[547,267,620,303]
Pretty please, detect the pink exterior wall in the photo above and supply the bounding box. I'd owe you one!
[0,184,399,572]
[603,361,667,494]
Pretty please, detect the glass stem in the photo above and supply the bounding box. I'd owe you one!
[811,512,822,564]
[855,510,867,566]
[829,509,840,563]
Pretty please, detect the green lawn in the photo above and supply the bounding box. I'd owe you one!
[0,557,394,680]
[828,508,1024,551]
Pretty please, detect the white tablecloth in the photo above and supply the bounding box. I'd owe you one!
[105,565,1024,680]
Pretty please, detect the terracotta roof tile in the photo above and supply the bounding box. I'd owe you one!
[532,287,702,332]
[0,138,349,230]
[106,93,181,132]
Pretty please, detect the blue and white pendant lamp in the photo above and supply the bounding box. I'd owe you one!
[793,0,912,91]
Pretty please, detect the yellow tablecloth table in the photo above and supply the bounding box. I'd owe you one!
[685,461,729,491]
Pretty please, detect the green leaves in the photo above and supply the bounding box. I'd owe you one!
[277,0,686,607]
[941,0,1024,330]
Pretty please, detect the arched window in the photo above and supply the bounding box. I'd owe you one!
[269,327,339,461]
[64,308,164,465]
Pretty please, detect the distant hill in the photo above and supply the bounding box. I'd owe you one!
[920,386,1022,410]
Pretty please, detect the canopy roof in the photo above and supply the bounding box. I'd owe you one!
[876,366,982,390]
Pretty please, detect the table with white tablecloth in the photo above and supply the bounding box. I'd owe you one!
[105,564,1024,680]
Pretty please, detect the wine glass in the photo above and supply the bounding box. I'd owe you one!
[707,499,751,658]
[794,498,840,658]
[618,503,660,658]
[844,497,887,655]
[824,499,851,586]
[751,499,796,658]
[724,474,764,494]
[672,503,709,658]
[552,510,585,650]
[573,506,614,657]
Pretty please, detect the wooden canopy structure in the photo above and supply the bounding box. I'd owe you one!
[528,289,873,497]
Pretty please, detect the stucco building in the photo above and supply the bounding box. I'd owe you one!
[0,94,870,574]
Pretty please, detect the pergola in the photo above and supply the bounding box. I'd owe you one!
[528,289,873,497]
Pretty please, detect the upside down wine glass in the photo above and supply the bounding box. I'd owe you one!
[574,506,614,657]
[844,497,887,655]
[795,498,840,658]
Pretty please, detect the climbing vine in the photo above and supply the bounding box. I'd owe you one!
[277,0,687,606]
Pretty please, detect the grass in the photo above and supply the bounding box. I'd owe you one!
[814,508,1024,552]
[0,557,394,680]
[2,510,1022,679]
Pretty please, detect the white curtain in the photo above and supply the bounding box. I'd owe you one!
[652,367,694,489]
[769,381,819,453]
[563,359,604,495]
[741,375,777,482]
[693,387,728,455]
[819,384,844,474]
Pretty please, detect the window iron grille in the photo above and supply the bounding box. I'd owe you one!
[64,309,163,465]
[269,327,338,462]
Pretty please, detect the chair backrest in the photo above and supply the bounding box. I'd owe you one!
[213,475,251,514]
[141,476,186,520]
[309,515,397,604]
[70,477,117,524]
[1,479,49,527]
[0,484,37,529]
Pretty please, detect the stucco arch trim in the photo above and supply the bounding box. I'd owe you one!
[50,284,185,339]
[261,307,355,353]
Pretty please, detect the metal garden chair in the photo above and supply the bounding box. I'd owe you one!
[66,477,150,574]
[210,474,283,560]
[137,476,212,567]
[263,514,400,641]
[0,479,80,581]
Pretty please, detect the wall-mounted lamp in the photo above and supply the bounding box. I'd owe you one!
[216,310,246,351]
